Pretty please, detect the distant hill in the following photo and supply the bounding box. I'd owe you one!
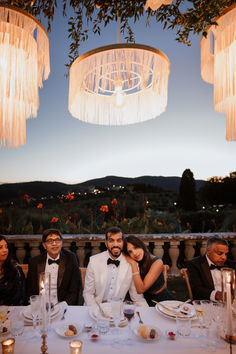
[0,175,206,202]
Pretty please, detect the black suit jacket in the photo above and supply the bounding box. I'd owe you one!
[186,255,236,300]
[27,249,81,305]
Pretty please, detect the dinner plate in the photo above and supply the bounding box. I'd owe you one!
[155,300,195,319]
[55,323,81,338]
[22,304,60,322]
[132,324,162,342]
[89,303,127,327]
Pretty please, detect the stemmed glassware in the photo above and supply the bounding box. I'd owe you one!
[111,299,122,346]
[30,295,41,330]
[123,301,135,342]
[200,300,216,352]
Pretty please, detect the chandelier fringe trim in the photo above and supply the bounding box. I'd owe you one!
[0,6,50,148]
[69,43,170,126]
[201,4,236,141]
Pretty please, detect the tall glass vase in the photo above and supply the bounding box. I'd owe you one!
[39,272,51,334]
[221,267,236,342]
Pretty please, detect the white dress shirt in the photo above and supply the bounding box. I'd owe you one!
[45,254,59,304]
[206,255,222,301]
[103,253,122,302]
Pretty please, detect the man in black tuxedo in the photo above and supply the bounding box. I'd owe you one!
[27,228,81,305]
[187,236,236,301]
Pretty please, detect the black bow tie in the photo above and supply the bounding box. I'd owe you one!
[48,259,60,265]
[107,258,120,267]
[210,264,222,271]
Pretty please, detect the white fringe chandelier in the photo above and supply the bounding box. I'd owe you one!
[145,0,173,11]
[201,4,236,141]
[0,6,50,148]
[69,43,170,125]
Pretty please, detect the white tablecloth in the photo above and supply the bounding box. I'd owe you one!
[2,306,236,354]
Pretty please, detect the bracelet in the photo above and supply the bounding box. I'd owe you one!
[132,271,139,276]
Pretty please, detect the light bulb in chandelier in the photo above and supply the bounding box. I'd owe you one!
[112,79,126,108]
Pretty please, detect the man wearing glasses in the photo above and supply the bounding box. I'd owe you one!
[27,228,81,305]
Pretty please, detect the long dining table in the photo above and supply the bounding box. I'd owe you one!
[2,305,236,354]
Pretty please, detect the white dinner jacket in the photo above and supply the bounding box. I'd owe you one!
[83,251,148,307]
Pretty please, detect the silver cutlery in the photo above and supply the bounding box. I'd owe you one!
[136,311,143,324]
[61,308,67,320]
[152,300,189,315]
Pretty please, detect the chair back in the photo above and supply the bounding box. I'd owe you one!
[180,268,193,301]
[20,264,29,278]
[80,267,87,289]
[163,264,169,288]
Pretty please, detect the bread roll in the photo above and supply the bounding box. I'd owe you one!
[138,325,149,339]
[65,329,74,336]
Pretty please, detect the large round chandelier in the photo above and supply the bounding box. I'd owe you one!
[69,42,170,125]
[201,4,236,141]
[0,6,50,148]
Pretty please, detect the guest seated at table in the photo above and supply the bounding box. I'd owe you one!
[27,228,81,305]
[187,236,236,301]
[83,226,148,307]
[0,235,25,305]
[123,235,174,306]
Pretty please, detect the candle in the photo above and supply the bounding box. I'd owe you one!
[69,340,82,354]
[39,272,51,334]
[41,286,47,333]
[226,273,233,336]
[1,338,15,354]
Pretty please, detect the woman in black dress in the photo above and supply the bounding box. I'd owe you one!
[0,235,25,305]
[124,235,174,306]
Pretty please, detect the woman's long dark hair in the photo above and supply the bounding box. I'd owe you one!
[0,235,17,280]
[124,235,152,279]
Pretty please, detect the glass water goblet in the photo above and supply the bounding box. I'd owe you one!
[111,299,122,346]
[123,301,135,342]
[200,300,216,352]
[30,295,41,330]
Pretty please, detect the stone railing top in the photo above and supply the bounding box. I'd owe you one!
[6,232,236,242]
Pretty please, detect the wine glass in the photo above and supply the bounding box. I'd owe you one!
[30,295,41,330]
[111,299,122,346]
[123,301,135,342]
[200,300,216,352]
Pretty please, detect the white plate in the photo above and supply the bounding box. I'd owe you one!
[89,303,127,327]
[155,301,195,319]
[22,304,60,322]
[55,323,81,338]
[133,324,162,342]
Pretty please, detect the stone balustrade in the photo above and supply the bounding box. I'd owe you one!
[5,232,236,276]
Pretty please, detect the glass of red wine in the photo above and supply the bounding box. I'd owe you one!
[123,301,136,342]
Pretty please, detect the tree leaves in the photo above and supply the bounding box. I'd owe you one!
[1,0,235,65]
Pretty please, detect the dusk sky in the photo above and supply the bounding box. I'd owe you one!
[0,5,235,184]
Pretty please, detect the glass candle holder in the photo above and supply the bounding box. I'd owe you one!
[39,272,51,334]
[1,338,15,354]
[221,267,235,339]
[70,340,82,354]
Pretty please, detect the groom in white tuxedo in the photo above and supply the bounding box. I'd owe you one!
[83,226,148,306]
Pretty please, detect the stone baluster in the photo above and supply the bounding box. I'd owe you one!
[153,240,164,260]
[30,241,41,258]
[200,240,207,256]
[63,240,72,252]
[91,242,101,256]
[169,240,180,276]
[184,240,196,261]
[15,240,26,264]
[76,241,86,267]
[230,239,236,261]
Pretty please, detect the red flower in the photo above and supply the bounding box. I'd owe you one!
[100,205,109,212]
[37,203,43,209]
[0,208,2,213]
[50,217,58,223]
[147,215,151,220]
[157,221,163,226]
[123,218,127,222]
[23,194,29,200]
[111,198,117,205]
[66,193,74,201]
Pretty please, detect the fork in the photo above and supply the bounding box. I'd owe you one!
[136,311,143,324]
[61,308,67,320]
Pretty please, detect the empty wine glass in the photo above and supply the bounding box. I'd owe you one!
[123,301,135,342]
[30,295,41,330]
[200,300,216,352]
[111,299,122,346]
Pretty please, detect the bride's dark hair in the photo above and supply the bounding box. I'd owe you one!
[0,235,17,280]
[124,235,152,279]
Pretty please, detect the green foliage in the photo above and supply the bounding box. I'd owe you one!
[1,0,234,66]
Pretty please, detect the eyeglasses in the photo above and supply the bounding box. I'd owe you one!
[45,238,62,245]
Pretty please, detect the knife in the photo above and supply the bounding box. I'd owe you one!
[152,300,190,316]
[95,300,108,318]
